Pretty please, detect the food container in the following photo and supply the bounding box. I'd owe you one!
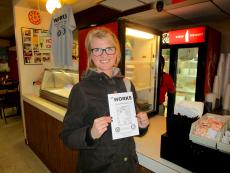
[217,120,230,154]
[189,113,230,149]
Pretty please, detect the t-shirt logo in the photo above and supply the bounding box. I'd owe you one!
[57,27,66,37]
[53,14,67,23]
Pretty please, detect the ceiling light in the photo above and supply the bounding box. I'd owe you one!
[46,0,62,14]
[126,28,154,39]
[90,24,97,27]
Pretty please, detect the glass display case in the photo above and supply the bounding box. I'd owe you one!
[124,25,161,113]
[40,68,79,107]
[176,47,198,102]
[161,27,221,117]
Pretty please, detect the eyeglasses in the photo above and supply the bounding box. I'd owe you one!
[91,47,116,56]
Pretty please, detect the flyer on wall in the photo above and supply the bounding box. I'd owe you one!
[108,92,139,140]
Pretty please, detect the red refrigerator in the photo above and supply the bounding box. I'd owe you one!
[161,26,221,116]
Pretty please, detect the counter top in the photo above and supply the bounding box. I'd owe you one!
[22,94,66,122]
[22,94,191,173]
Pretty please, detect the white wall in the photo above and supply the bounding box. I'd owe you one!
[14,6,53,95]
[14,6,79,95]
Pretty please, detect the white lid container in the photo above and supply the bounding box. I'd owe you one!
[189,113,230,149]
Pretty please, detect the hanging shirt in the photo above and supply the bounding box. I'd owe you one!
[49,5,76,67]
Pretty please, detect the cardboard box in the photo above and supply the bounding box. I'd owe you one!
[217,120,230,154]
[189,113,229,149]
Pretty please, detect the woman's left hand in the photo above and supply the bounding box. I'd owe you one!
[136,112,149,129]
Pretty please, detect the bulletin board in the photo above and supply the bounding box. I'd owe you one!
[21,27,51,65]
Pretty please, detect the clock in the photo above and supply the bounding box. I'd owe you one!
[28,10,41,25]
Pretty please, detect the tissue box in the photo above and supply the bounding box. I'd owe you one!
[189,113,230,149]
[217,120,230,154]
[167,114,198,140]
[174,101,204,118]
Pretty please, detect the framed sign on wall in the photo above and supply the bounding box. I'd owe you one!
[21,27,51,65]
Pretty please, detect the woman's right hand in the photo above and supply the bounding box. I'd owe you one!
[91,116,112,139]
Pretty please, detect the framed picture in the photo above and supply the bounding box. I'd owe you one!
[21,27,51,65]
[72,41,79,61]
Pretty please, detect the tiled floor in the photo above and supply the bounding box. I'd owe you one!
[0,116,51,173]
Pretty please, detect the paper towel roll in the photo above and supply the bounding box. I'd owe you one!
[218,54,226,98]
[223,53,230,98]
[227,53,230,78]
[219,53,225,65]
[223,84,230,110]
[217,59,224,99]
[229,94,230,112]
[218,53,225,69]
[205,93,216,110]
[213,75,220,99]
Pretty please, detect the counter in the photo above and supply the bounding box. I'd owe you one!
[22,94,191,173]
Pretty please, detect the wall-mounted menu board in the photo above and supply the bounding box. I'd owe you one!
[21,27,51,65]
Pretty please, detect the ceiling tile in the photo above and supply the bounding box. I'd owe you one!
[124,9,169,21]
[123,9,188,31]
[213,0,230,14]
[168,1,229,22]
[100,0,145,11]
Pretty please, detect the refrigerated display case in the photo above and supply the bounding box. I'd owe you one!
[161,49,170,73]
[122,24,161,113]
[176,47,198,102]
[161,26,221,116]
[78,20,161,114]
[40,68,79,107]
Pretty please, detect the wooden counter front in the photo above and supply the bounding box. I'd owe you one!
[22,95,191,173]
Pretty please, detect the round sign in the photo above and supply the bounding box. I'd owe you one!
[28,10,41,25]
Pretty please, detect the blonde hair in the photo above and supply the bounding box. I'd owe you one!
[85,27,121,69]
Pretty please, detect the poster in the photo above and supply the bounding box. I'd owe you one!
[38,32,52,53]
[72,40,78,60]
[21,27,51,65]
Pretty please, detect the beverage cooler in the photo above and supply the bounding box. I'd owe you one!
[161,26,221,116]
[78,20,161,115]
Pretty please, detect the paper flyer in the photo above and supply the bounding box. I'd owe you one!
[108,92,139,140]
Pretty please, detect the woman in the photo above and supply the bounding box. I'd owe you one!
[60,27,149,173]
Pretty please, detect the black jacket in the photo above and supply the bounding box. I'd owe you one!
[60,69,148,173]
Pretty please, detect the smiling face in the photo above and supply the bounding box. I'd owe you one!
[90,37,117,77]
[85,27,121,77]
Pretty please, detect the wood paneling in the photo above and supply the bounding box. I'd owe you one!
[23,102,77,173]
[24,101,152,173]
[138,165,155,173]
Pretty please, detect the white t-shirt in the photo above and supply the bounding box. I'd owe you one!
[49,5,76,67]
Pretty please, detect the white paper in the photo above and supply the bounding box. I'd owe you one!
[108,92,139,140]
